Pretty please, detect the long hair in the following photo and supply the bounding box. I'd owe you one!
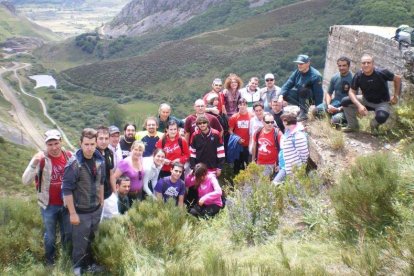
[193,163,208,188]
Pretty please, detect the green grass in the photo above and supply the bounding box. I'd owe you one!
[0,139,36,195]
[0,6,60,43]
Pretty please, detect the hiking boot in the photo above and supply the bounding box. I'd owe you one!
[341,126,359,133]
[73,267,82,276]
[86,263,104,273]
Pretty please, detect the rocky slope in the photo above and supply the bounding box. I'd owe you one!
[103,0,271,37]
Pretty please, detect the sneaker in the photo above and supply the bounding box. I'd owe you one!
[86,263,104,273]
[341,126,359,133]
[73,267,82,276]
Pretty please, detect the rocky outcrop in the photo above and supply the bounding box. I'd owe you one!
[324,25,414,101]
[103,0,269,38]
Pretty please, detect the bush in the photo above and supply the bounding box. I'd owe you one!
[94,200,195,273]
[227,163,284,245]
[330,153,400,240]
[0,198,43,267]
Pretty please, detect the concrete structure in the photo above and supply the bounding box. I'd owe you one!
[323,25,414,101]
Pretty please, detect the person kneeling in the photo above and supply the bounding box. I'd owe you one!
[154,162,185,207]
[185,163,223,218]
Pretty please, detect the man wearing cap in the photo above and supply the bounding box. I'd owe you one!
[22,129,72,266]
[259,73,282,112]
[120,123,136,159]
[240,77,261,113]
[203,78,226,115]
[108,125,122,170]
[184,99,223,143]
[279,54,324,121]
[157,103,184,133]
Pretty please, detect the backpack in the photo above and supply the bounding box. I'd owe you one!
[254,126,280,162]
[161,135,183,152]
[392,25,414,49]
[35,149,71,192]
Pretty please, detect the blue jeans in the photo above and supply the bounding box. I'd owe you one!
[41,205,72,264]
[316,99,346,125]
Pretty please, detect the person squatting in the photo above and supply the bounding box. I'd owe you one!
[23,53,401,274]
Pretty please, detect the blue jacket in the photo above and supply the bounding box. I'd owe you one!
[226,134,243,163]
[280,66,324,106]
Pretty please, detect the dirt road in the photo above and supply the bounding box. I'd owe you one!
[0,63,45,149]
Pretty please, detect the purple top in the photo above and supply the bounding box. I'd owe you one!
[117,158,144,192]
[154,176,185,205]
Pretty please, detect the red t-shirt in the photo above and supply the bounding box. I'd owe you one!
[254,128,279,165]
[48,152,71,205]
[229,112,251,147]
[155,136,190,172]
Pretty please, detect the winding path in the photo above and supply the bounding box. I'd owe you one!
[0,59,75,150]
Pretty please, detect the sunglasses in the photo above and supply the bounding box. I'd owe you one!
[264,120,275,124]
[265,79,274,82]
[197,122,208,125]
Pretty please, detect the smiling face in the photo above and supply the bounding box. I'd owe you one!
[167,123,178,139]
[361,55,374,75]
[253,105,264,120]
[170,164,183,182]
[46,139,62,157]
[124,125,136,140]
[263,114,275,131]
[153,150,165,166]
[159,106,171,121]
[130,143,144,159]
[146,119,157,135]
[109,132,120,147]
[194,99,206,115]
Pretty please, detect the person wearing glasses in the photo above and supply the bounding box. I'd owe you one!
[203,78,226,116]
[189,116,225,177]
[259,73,281,112]
[184,99,223,143]
[240,77,261,112]
[273,112,309,185]
[251,113,283,177]
[111,141,145,205]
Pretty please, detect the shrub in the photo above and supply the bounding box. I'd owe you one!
[330,153,400,240]
[227,163,284,245]
[94,200,195,273]
[0,197,43,267]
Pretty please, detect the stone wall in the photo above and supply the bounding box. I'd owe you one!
[323,25,414,101]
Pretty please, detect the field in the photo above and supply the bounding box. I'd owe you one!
[0,6,60,42]
[16,0,130,37]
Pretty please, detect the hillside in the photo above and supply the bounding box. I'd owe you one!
[0,4,60,43]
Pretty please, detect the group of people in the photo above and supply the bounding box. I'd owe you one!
[22,53,401,275]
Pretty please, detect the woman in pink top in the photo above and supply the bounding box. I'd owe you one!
[111,141,145,204]
[185,163,223,218]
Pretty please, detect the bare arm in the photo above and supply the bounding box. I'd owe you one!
[349,88,367,116]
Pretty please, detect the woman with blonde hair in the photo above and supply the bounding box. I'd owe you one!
[111,141,145,204]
